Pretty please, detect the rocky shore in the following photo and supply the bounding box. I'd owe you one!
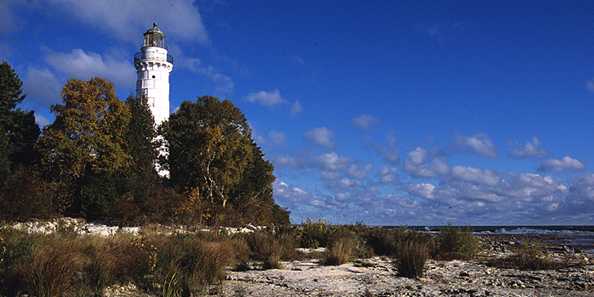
[219,236,593,297]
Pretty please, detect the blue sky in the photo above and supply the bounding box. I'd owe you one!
[2,0,594,225]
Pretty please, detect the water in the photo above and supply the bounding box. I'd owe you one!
[388,225,594,255]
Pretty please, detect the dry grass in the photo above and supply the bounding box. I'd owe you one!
[323,236,357,265]
[395,238,429,279]
[488,242,562,271]
[435,227,481,260]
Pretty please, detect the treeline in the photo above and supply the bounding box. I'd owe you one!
[0,61,289,226]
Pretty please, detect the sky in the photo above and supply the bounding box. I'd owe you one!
[2,0,594,225]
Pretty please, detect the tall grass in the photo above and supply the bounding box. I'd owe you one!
[298,219,332,248]
[0,229,236,297]
[435,227,481,260]
[323,236,356,265]
[395,238,429,279]
[488,242,560,270]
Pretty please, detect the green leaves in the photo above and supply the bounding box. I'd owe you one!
[36,78,132,216]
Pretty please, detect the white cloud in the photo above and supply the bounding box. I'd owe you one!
[34,113,50,127]
[0,1,17,33]
[451,166,500,186]
[305,127,334,148]
[510,137,546,158]
[317,152,348,171]
[374,133,399,164]
[408,183,436,199]
[291,100,303,115]
[44,48,135,90]
[23,67,62,107]
[456,134,497,157]
[46,0,208,44]
[168,44,234,96]
[404,147,449,177]
[587,79,594,93]
[379,166,398,184]
[268,130,286,145]
[246,89,284,106]
[539,156,585,172]
[352,114,378,129]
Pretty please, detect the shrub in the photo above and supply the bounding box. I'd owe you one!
[363,228,405,257]
[435,227,480,260]
[488,242,560,271]
[395,238,429,279]
[0,229,35,297]
[245,232,282,269]
[323,236,356,265]
[18,236,88,297]
[152,235,233,296]
[299,219,331,248]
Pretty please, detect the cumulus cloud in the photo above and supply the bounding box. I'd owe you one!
[317,152,348,171]
[373,133,399,164]
[404,147,449,177]
[539,156,585,172]
[451,166,500,186]
[379,166,398,184]
[22,67,62,107]
[246,89,284,106]
[44,48,135,90]
[168,44,234,96]
[408,183,436,199]
[352,114,378,129]
[45,0,208,44]
[290,100,303,115]
[305,127,334,148]
[268,130,286,145]
[510,137,546,158]
[456,134,497,157]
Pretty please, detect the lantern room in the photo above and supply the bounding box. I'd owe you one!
[143,23,166,48]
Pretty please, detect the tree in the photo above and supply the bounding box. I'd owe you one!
[164,96,254,223]
[0,62,25,116]
[0,129,10,184]
[164,96,289,225]
[36,78,131,216]
[0,62,40,169]
[125,95,159,204]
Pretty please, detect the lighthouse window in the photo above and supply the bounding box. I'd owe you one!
[152,75,156,79]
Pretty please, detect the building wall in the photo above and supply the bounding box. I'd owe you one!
[135,46,173,126]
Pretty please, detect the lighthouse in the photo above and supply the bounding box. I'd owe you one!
[134,23,173,177]
[134,23,173,126]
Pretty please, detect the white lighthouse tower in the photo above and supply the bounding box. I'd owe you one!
[134,23,173,126]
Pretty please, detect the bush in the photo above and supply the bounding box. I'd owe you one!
[395,238,429,279]
[245,232,282,269]
[435,227,480,260]
[488,242,560,271]
[18,236,88,297]
[152,234,233,296]
[299,219,332,248]
[323,236,356,265]
[363,228,406,257]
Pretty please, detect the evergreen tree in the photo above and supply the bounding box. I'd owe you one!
[0,62,40,169]
[36,78,131,216]
[0,62,25,116]
[0,129,9,184]
[125,95,159,206]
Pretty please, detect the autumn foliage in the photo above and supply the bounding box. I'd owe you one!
[0,61,289,226]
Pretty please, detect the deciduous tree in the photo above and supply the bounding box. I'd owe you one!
[36,78,131,216]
